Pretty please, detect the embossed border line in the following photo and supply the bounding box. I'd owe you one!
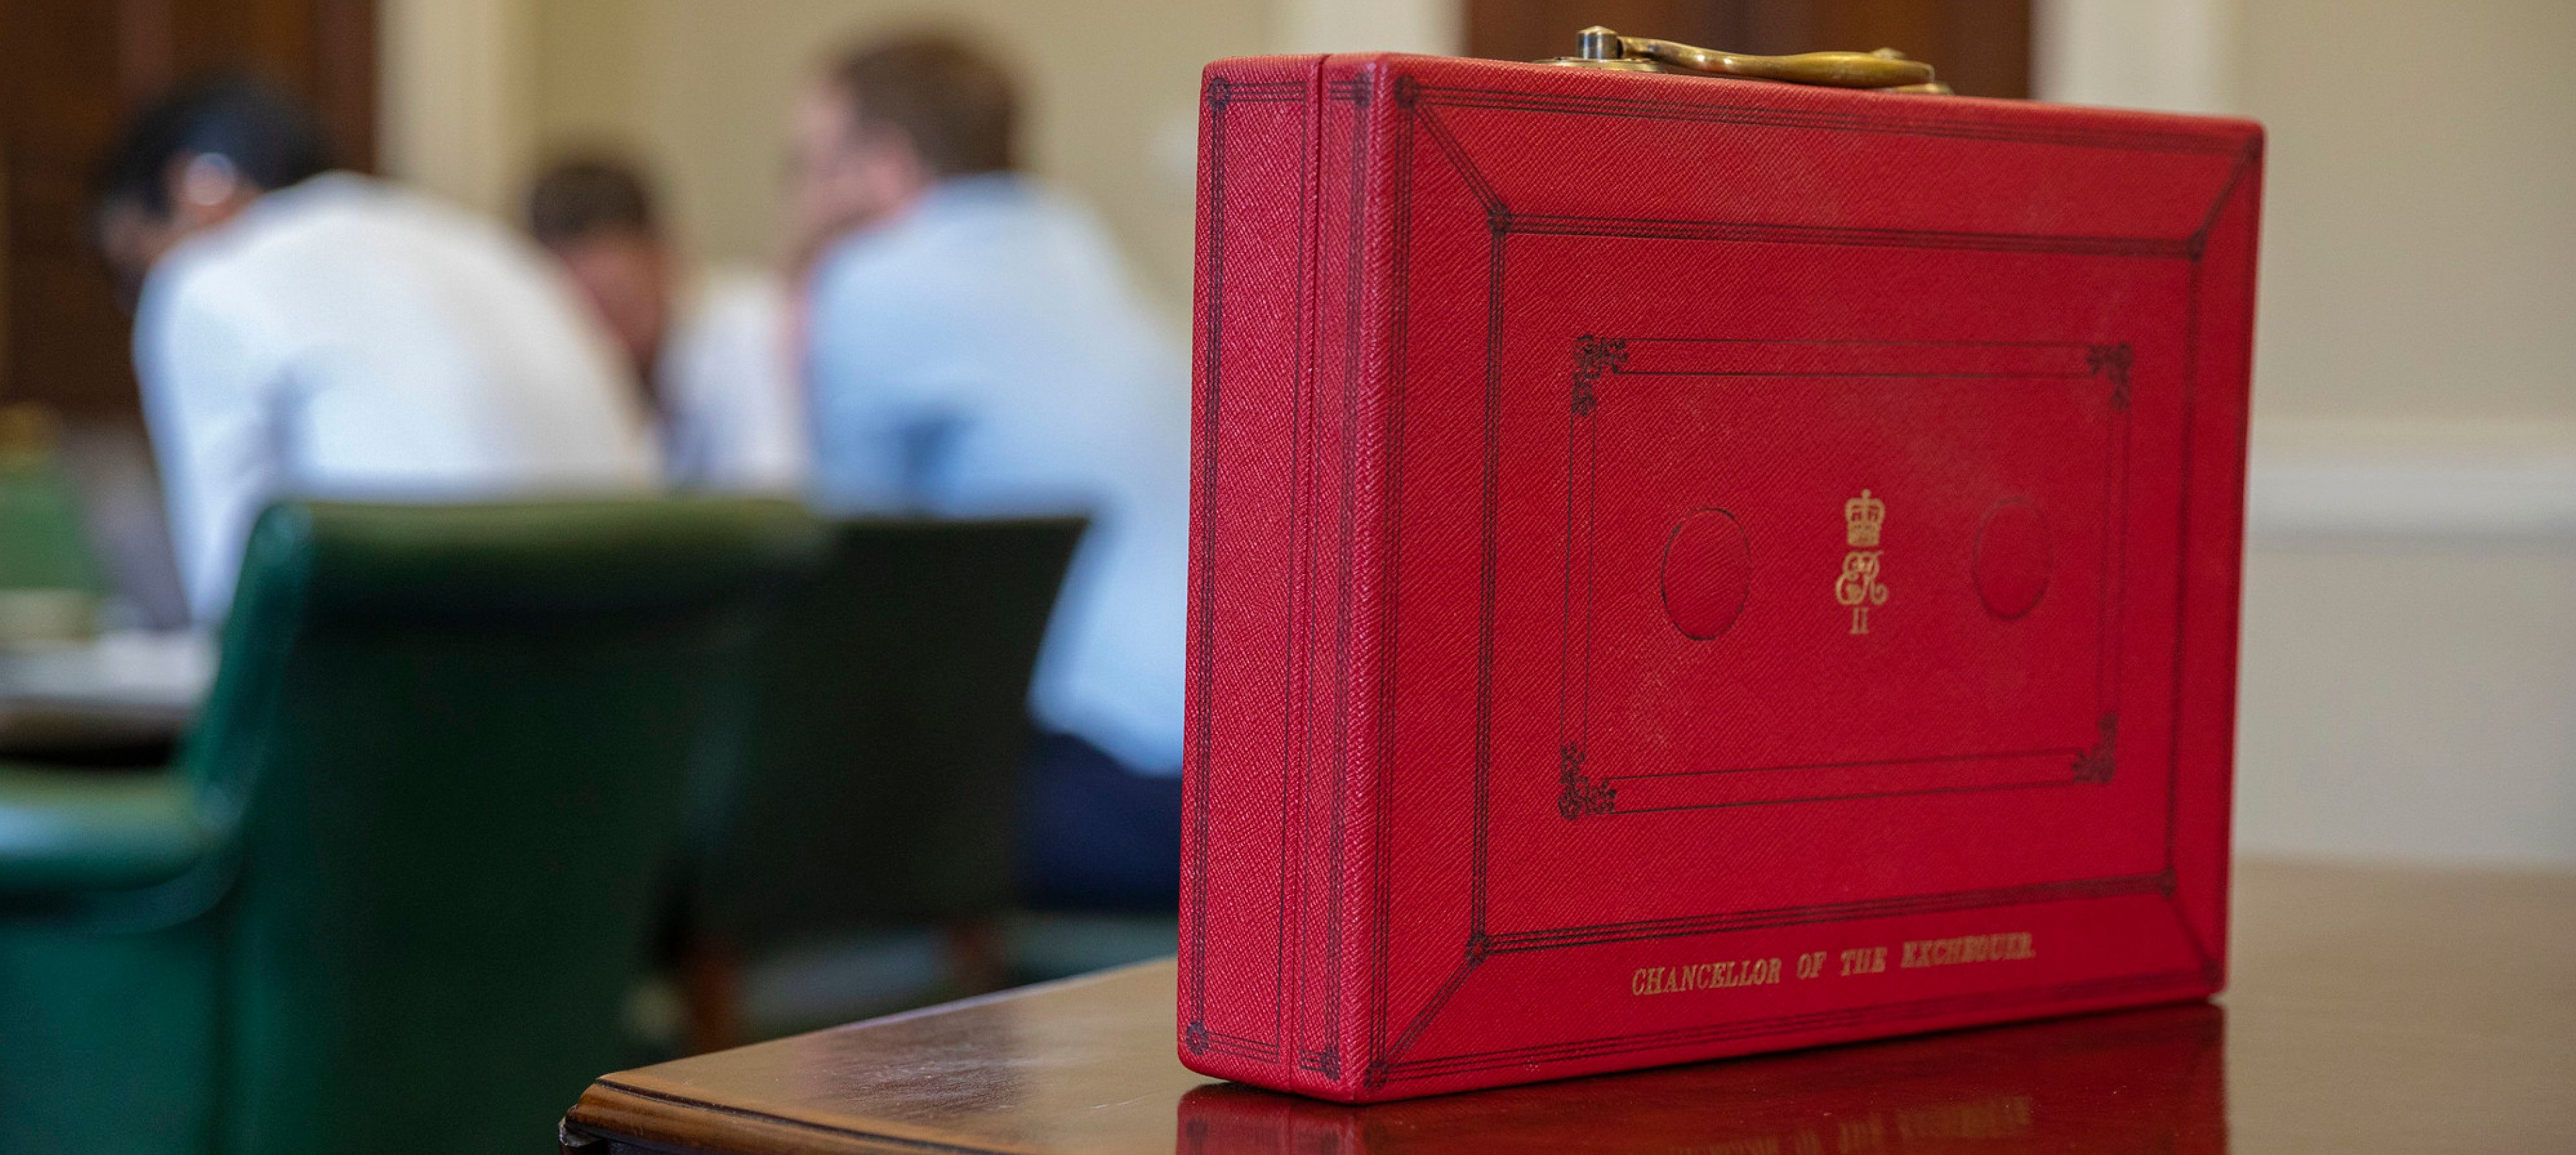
[1365,79,2258,1087]
[1184,73,1307,1068]
[1555,336,2134,820]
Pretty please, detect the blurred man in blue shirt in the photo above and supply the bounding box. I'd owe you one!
[790,35,1189,910]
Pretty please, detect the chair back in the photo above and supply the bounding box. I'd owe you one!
[187,498,821,1154]
[687,516,1083,952]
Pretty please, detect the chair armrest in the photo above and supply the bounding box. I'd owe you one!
[0,764,214,898]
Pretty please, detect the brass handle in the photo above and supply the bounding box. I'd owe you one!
[1545,25,1947,93]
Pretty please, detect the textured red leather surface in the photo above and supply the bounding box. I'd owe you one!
[1181,52,2262,1103]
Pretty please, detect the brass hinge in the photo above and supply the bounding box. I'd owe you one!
[1541,26,1949,93]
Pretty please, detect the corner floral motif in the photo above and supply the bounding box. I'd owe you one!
[1558,743,1617,819]
[2071,713,2119,784]
[1571,336,1628,416]
[2087,342,2134,410]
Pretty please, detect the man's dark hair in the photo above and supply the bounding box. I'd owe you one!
[829,33,1021,178]
[93,75,332,220]
[526,156,661,246]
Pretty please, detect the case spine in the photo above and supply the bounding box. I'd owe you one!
[1312,54,1406,1101]
[1180,55,1330,1095]
[1183,54,1403,1102]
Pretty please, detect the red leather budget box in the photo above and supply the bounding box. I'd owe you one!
[1181,48,2260,1102]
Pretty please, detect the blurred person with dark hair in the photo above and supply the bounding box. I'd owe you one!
[526,156,805,493]
[791,34,1188,911]
[95,77,655,623]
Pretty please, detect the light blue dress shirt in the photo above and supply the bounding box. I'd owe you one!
[806,175,1191,774]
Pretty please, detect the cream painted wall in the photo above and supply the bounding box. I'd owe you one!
[2228,0,2576,868]
[2042,0,2576,866]
[526,0,1271,318]
[518,0,1463,318]
[379,0,537,215]
[2043,0,2576,426]
[2234,0,2576,424]
[2236,545,2576,865]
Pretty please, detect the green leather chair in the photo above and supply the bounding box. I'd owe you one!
[0,451,105,595]
[0,498,823,1154]
[677,516,1083,1045]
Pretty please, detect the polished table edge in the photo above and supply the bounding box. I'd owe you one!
[563,964,1163,1155]
[0,702,192,758]
[558,863,2576,1154]
[563,1084,952,1155]
[555,957,2219,1155]
[0,690,199,754]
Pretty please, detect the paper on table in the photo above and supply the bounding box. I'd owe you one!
[0,628,215,716]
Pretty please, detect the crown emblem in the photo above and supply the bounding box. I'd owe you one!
[1844,489,1885,548]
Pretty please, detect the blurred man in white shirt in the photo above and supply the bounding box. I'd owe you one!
[525,156,807,494]
[93,79,658,623]
[792,35,1190,911]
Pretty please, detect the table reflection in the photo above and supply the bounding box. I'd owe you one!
[1177,1003,2222,1154]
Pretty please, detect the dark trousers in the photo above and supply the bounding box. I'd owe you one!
[1016,731,1182,912]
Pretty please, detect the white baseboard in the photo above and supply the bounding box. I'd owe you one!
[2247,418,2576,544]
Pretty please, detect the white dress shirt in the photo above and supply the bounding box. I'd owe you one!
[134,174,659,622]
[657,269,807,493]
[806,175,1190,774]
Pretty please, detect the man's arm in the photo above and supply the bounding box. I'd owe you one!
[133,269,289,625]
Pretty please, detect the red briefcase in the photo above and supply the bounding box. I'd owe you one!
[1181,29,2262,1102]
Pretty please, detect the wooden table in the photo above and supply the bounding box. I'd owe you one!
[561,859,2576,1154]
